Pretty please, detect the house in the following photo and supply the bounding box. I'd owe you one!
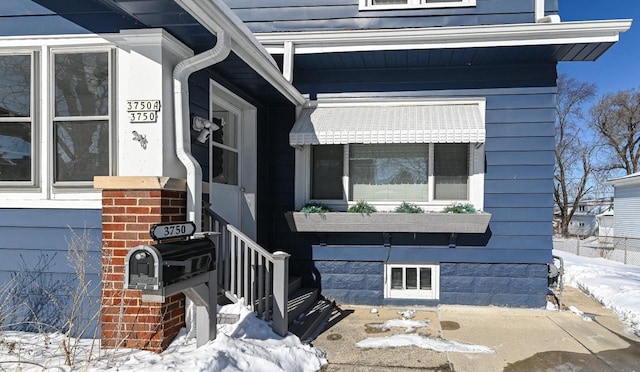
[565,197,613,236]
[0,0,631,349]
[597,209,614,242]
[606,173,640,251]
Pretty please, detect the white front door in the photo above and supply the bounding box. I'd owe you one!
[209,81,257,240]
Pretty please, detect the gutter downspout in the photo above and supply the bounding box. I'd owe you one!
[174,31,231,230]
[535,0,560,23]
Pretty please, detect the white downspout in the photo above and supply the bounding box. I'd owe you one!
[534,0,544,21]
[535,0,561,23]
[174,31,231,230]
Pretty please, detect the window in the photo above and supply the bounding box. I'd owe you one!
[0,52,35,185]
[291,99,486,211]
[53,51,112,184]
[312,145,343,199]
[211,103,239,186]
[0,44,114,199]
[434,143,468,200]
[350,144,429,201]
[385,264,439,299]
[308,143,475,207]
[360,0,476,10]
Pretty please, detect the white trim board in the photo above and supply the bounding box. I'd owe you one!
[255,20,632,55]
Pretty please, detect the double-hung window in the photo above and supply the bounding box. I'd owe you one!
[0,40,114,203]
[0,52,36,185]
[53,50,112,185]
[359,0,476,10]
[292,99,485,212]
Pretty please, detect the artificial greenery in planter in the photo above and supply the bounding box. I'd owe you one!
[286,200,490,233]
[299,202,331,214]
[394,201,424,213]
[442,202,477,214]
[348,200,377,214]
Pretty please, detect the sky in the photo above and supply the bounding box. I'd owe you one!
[558,0,640,95]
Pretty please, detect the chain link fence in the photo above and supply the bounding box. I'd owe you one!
[553,235,640,266]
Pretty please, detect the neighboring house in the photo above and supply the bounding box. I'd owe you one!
[566,197,613,236]
[0,0,631,336]
[597,209,614,243]
[607,173,640,251]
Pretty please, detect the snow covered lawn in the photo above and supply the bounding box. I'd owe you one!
[555,249,640,335]
[0,302,326,372]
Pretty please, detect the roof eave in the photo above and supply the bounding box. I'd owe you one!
[606,172,640,187]
[255,20,632,60]
[175,0,305,105]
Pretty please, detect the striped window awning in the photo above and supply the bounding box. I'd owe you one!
[289,103,485,146]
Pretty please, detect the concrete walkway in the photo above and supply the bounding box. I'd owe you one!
[314,288,640,371]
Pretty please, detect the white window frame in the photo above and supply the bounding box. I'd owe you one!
[359,0,476,11]
[51,47,115,189]
[293,98,486,212]
[384,263,440,300]
[0,35,117,208]
[296,142,485,212]
[0,49,38,189]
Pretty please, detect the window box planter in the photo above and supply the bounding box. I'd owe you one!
[285,211,491,233]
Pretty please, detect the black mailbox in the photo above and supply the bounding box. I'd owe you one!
[125,238,215,291]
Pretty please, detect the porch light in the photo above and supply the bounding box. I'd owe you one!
[192,115,223,143]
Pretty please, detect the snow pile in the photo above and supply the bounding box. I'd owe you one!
[358,312,492,353]
[356,334,495,354]
[368,318,430,333]
[555,250,640,335]
[0,302,327,372]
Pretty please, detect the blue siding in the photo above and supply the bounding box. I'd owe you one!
[223,0,559,32]
[312,246,552,263]
[0,208,102,335]
[266,63,557,307]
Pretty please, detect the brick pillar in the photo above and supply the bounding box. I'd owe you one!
[95,176,189,353]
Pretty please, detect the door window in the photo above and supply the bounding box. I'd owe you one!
[211,105,238,186]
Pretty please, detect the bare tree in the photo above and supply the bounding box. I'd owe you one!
[554,74,597,237]
[589,87,640,176]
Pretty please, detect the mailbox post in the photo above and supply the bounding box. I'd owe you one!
[124,222,218,347]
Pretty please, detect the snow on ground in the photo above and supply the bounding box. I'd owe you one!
[354,314,494,354]
[355,334,496,354]
[366,318,430,332]
[555,249,640,335]
[0,302,326,372]
[3,251,640,371]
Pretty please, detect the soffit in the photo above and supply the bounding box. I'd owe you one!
[32,0,296,106]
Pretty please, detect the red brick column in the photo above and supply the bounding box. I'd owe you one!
[95,176,189,352]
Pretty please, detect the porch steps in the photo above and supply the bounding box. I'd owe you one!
[287,276,334,342]
[288,297,334,342]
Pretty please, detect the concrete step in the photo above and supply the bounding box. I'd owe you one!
[288,297,334,343]
[287,287,319,325]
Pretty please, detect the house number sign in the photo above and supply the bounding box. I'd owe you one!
[127,100,161,123]
[149,221,196,241]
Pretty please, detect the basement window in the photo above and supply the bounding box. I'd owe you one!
[385,264,440,299]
